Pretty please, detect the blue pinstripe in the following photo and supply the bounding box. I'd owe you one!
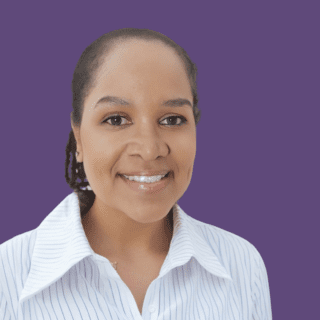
[0,192,272,319]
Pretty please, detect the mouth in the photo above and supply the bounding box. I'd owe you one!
[117,171,173,184]
[117,171,173,194]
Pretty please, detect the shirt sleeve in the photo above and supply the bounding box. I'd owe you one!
[0,288,12,320]
[251,249,273,320]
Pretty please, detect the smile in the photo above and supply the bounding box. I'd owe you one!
[122,172,169,183]
[118,171,172,195]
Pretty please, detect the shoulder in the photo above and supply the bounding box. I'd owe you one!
[185,214,263,272]
[0,229,37,298]
[0,229,37,264]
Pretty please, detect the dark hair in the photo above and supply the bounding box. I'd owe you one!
[65,28,201,217]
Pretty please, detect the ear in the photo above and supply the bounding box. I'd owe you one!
[71,117,83,163]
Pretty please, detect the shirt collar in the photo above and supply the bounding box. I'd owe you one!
[19,192,232,305]
[162,201,233,282]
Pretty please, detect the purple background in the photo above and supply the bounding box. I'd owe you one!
[0,1,318,318]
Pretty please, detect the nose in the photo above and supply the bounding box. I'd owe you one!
[127,120,169,161]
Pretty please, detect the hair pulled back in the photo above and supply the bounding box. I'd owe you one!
[65,28,201,217]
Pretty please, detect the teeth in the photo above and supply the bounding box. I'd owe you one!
[122,174,167,183]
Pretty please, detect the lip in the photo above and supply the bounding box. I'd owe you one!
[119,171,172,195]
[119,170,170,176]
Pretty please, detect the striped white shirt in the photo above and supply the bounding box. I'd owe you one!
[0,192,272,319]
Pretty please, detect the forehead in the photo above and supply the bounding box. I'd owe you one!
[95,39,188,84]
[85,39,192,110]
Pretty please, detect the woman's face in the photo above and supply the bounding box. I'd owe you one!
[72,39,196,224]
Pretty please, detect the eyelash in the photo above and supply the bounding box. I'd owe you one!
[102,114,188,127]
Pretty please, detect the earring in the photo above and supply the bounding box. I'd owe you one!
[75,151,79,173]
[75,151,91,191]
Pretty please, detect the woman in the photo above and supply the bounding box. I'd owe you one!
[0,28,272,319]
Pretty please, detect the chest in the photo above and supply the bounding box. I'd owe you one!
[115,255,166,315]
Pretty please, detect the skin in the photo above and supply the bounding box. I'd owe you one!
[72,39,197,263]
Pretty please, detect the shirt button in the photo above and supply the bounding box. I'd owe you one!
[148,305,156,313]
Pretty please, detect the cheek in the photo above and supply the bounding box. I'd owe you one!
[174,132,196,171]
[171,133,196,198]
[82,131,120,177]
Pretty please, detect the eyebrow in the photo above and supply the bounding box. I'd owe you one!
[94,96,193,109]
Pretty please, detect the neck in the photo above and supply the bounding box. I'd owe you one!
[81,198,174,260]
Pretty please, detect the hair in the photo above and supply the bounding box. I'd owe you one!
[65,28,201,218]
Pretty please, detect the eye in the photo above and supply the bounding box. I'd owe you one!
[102,114,187,127]
[103,115,129,126]
[160,115,187,126]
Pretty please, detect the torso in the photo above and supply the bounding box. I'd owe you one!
[113,253,167,315]
[81,209,173,314]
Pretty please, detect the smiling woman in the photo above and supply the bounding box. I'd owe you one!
[0,28,272,320]
[65,29,201,222]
